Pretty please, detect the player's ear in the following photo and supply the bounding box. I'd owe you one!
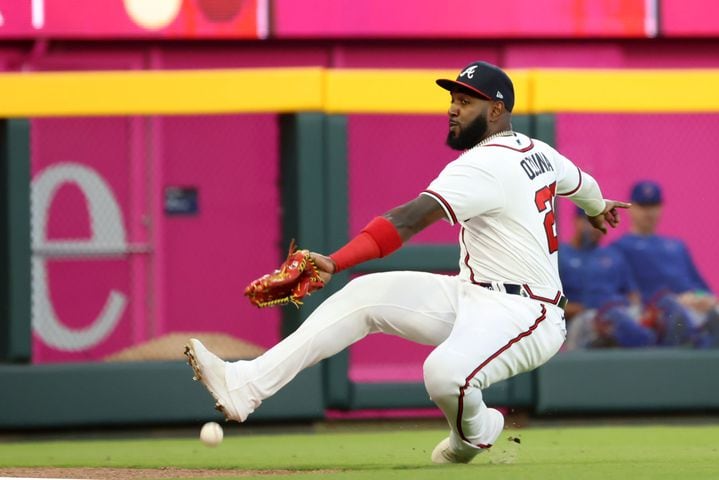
[488,101,506,122]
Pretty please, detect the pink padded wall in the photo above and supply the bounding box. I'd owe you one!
[19,39,719,371]
[273,0,649,38]
[31,117,139,362]
[161,115,282,348]
[661,0,719,37]
[556,113,719,293]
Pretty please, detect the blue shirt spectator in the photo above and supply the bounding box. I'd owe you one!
[611,180,719,348]
[558,243,591,306]
[613,234,709,302]
[582,245,639,309]
[559,206,604,320]
[612,180,712,302]
[559,207,651,349]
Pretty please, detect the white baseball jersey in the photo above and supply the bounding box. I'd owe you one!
[422,131,593,294]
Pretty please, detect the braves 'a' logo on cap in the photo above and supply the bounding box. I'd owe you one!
[460,65,478,79]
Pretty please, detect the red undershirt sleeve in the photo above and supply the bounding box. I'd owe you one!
[329,216,403,273]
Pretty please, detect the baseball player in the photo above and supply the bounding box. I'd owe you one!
[186,61,629,464]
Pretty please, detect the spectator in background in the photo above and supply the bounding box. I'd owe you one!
[559,207,655,349]
[558,207,600,322]
[613,180,719,347]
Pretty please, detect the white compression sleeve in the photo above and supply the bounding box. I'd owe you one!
[566,170,606,216]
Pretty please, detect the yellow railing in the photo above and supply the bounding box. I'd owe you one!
[1,67,718,117]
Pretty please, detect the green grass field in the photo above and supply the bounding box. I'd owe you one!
[1,423,718,479]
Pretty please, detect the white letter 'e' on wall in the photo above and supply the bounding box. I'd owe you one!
[32,163,128,352]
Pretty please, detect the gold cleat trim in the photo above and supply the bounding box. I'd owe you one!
[184,344,202,381]
[184,342,231,422]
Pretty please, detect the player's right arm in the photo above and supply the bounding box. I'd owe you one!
[384,195,448,241]
[312,195,447,277]
[315,141,513,276]
[314,155,499,276]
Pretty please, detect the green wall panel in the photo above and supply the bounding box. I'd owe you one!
[0,119,31,362]
[279,113,331,336]
[349,373,534,411]
[536,350,719,413]
[0,362,324,429]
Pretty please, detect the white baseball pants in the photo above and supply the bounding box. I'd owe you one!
[226,271,566,448]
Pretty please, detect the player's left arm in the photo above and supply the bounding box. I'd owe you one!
[586,199,632,234]
[562,171,630,234]
[553,153,630,233]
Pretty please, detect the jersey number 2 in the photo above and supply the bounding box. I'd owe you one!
[534,182,558,254]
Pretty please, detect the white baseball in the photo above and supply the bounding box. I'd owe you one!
[199,421,224,447]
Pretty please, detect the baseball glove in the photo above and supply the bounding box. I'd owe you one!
[244,241,325,308]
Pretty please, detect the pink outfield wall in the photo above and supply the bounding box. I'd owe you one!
[346,112,719,382]
[661,0,719,36]
[19,41,719,369]
[2,0,719,40]
[555,113,719,295]
[31,117,139,362]
[336,42,719,383]
[31,113,282,363]
[273,0,649,38]
[7,40,719,74]
[159,115,282,348]
[0,0,264,38]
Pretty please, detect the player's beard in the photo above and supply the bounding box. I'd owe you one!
[446,112,489,151]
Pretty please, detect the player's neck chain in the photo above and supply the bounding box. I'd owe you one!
[477,130,515,146]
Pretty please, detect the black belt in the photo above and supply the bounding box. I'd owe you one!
[478,282,568,310]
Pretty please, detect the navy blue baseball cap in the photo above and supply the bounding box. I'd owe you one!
[630,180,663,205]
[436,61,515,112]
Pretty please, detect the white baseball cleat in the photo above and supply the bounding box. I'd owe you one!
[184,338,256,422]
[431,437,477,464]
[431,408,505,464]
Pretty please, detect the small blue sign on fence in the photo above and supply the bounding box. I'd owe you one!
[164,187,199,215]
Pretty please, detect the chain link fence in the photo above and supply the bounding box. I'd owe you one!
[30,114,282,363]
